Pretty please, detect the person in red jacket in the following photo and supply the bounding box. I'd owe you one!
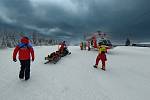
[59,41,67,53]
[93,44,107,71]
[13,37,34,80]
[87,41,90,51]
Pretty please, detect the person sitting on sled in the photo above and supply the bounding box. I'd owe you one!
[59,41,67,53]
[47,52,56,60]
[94,42,107,71]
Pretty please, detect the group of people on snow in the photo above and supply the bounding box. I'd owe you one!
[12,36,70,80]
[12,36,108,81]
[80,41,90,51]
[80,40,108,71]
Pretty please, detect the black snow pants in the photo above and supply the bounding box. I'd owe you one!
[19,60,30,80]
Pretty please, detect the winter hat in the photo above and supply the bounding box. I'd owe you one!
[21,37,29,44]
[63,41,65,43]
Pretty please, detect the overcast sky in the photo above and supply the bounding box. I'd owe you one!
[0,0,150,42]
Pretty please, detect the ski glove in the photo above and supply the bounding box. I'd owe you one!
[13,59,17,62]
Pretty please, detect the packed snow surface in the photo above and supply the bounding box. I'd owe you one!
[0,46,150,100]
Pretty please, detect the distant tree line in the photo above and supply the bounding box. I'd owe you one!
[0,31,58,48]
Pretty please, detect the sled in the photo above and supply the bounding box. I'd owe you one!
[44,56,61,64]
[44,52,61,64]
[61,48,71,57]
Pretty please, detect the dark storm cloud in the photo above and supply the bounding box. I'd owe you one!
[0,0,150,41]
[0,0,33,23]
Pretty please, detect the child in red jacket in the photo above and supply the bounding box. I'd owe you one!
[13,37,34,80]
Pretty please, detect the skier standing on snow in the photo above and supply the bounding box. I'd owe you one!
[93,42,107,71]
[13,37,35,80]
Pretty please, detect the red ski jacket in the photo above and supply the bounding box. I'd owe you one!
[59,43,66,51]
[13,37,34,60]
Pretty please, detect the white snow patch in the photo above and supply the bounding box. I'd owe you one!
[0,46,150,100]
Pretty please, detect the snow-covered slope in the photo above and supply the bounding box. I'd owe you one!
[0,46,150,100]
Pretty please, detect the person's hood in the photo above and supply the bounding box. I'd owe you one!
[20,37,29,44]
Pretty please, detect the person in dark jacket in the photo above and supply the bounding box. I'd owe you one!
[13,37,35,80]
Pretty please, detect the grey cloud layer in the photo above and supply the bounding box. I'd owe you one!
[0,0,150,40]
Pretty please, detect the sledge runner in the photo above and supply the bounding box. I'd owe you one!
[13,37,34,80]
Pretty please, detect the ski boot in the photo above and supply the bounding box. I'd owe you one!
[93,65,97,68]
[101,67,106,71]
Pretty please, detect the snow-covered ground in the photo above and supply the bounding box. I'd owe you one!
[139,42,150,44]
[0,46,150,100]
